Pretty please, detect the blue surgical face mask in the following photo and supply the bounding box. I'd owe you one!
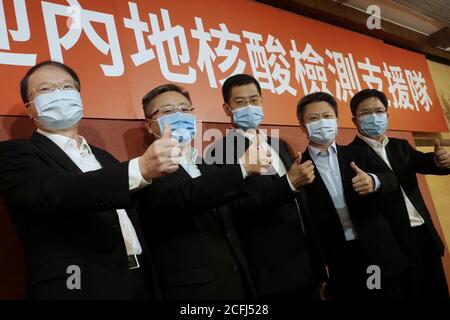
[358,113,388,137]
[231,105,264,130]
[305,118,338,145]
[156,112,197,144]
[32,89,83,130]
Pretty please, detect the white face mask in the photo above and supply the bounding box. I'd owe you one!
[305,118,338,145]
[32,89,83,130]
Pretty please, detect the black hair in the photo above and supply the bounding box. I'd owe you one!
[221,74,262,103]
[350,89,388,116]
[142,83,191,118]
[296,92,338,123]
[20,60,80,104]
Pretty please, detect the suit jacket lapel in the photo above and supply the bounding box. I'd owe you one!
[303,150,334,207]
[31,132,82,173]
[90,146,115,168]
[268,136,293,169]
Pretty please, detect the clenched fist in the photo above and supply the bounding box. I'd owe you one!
[287,152,315,189]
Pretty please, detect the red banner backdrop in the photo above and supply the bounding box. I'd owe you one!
[0,0,447,132]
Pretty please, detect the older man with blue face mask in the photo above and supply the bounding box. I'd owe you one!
[349,88,450,300]
[0,60,185,300]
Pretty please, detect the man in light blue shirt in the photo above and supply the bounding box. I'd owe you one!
[296,91,408,300]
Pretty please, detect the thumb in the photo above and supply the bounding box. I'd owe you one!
[434,139,440,152]
[162,123,172,139]
[351,162,362,174]
[297,152,302,163]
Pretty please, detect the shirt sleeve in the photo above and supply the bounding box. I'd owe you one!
[238,158,249,179]
[128,157,151,191]
[368,173,381,192]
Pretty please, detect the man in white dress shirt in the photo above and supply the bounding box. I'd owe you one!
[0,60,183,299]
[349,88,450,300]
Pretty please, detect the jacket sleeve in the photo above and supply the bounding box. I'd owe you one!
[231,139,298,214]
[405,140,450,175]
[361,146,399,196]
[136,164,248,214]
[0,140,131,215]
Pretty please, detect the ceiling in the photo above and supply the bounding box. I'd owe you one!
[258,0,450,63]
[340,0,448,35]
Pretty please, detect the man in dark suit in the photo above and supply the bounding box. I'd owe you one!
[0,61,244,299]
[137,83,275,299]
[349,88,450,299]
[205,74,326,300]
[296,91,409,300]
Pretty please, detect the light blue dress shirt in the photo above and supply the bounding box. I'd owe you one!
[308,142,380,241]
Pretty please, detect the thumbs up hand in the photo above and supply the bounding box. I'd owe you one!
[351,162,374,195]
[138,124,182,180]
[434,139,450,168]
[287,152,315,189]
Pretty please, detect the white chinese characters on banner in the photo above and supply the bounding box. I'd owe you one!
[326,49,361,102]
[0,0,36,66]
[191,19,246,88]
[42,0,124,77]
[148,8,196,83]
[290,41,331,95]
[358,57,383,91]
[0,0,436,114]
[406,70,433,112]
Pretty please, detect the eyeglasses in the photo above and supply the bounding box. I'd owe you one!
[28,80,79,103]
[149,104,195,118]
[357,108,387,117]
[231,96,262,108]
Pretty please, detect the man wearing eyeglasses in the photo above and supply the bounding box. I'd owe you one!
[205,74,327,300]
[0,60,191,299]
[349,88,450,300]
[136,83,275,299]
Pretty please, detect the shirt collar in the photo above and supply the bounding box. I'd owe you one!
[308,142,337,161]
[37,128,92,154]
[357,132,389,150]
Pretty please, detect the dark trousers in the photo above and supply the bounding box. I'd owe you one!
[258,280,318,300]
[400,225,449,300]
[129,255,157,300]
[327,240,403,301]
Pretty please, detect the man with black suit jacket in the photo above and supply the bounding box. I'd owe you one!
[296,91,409,300]
[137,83,275,299]
[349,88,450,299]
[205,74,326,300]
[0,61,251,299]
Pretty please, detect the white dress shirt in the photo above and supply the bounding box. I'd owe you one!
[180,147,202,178]
[357,133,425,227]
[308,143,359,241]
[37,129,148,255]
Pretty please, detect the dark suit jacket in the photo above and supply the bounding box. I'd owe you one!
[301,144,409,277]
[0,132,156,299]
[350,136,449,257]
[205,130,326,296]
[138,161,256,300]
